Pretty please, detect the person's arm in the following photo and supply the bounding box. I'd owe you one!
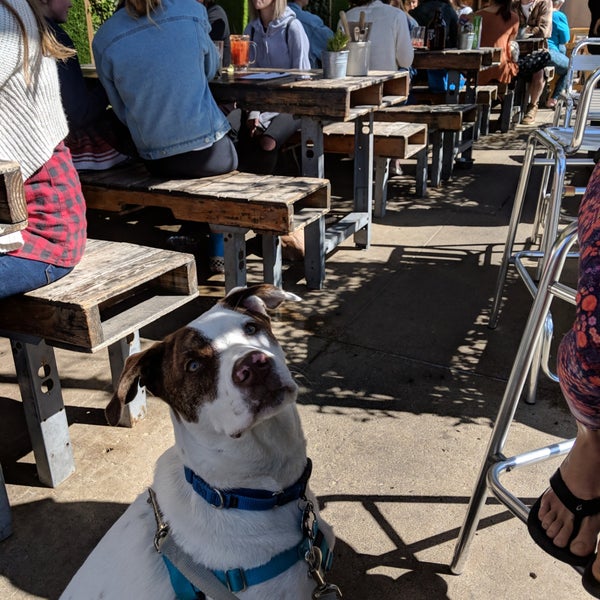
[528,0,552,38]
[287,19,311,70]
[395,13,414,69]
[555,13,570,47]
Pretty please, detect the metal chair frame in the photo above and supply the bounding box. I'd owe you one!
[451,221,578,575]
[553,38,600,128]
[489,67,600,330]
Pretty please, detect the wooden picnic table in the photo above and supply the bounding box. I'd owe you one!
[210,68,410,250]
[411,47,501,104]
[517,37,546,56]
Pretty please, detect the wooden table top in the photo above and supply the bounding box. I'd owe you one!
[517,37,546,55]
[209,69,410,120]
[411,47,501,71]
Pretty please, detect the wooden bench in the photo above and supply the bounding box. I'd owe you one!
[374,104,479,186]
[0,238,198,492]
[411,85,498,137]
[79,163,330,291]
[320,121,428,217]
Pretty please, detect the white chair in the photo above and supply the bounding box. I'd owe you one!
[489,67,600,329]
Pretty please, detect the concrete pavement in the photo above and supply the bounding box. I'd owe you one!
[0,107,594,599]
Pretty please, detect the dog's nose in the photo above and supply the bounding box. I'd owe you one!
[233,351,272,387]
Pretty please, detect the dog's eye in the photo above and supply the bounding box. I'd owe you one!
[243,322,259,335]
[185,359,201,373]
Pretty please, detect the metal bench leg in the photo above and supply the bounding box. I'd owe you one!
[261,234,283,289]
[489,133,538,328]
[430,130,443,187]
[10,337,75,487]
[0,464,12,541]
[353,113,374,248]
[220,227,248,292]
[304,216,326,290]
[452,223,577,574]
[108,331,146,427]
[415,147,428,198]
[441,131,456,180]
[373,156,390,219]
[480,104,491,137]
[499,90,515,133]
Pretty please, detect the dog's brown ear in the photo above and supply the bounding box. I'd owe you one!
[105,342,165,426]
[222,284,301,316]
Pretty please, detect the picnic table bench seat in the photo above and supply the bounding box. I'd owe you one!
[0,238,198,495]
[374,103,478,186]
[78,162,331,291]
[410,85,499,137]
[320,121,429,216]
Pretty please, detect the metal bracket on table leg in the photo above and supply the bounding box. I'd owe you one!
[300,117,325,178]
[10,336,75,488]
[304,216,326,290]
[108,331,146,427]
[210,225,249,292]
[353,113,374,248]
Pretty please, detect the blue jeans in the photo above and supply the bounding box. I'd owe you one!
[0,254,73,298]
[549,49,570,99]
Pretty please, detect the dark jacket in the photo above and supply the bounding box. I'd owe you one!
[410,0,458,48]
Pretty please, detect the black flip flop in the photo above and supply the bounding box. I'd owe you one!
[527,469,600,567]
[583,557,600,599]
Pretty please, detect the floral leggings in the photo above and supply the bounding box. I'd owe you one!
[557,162,600,430]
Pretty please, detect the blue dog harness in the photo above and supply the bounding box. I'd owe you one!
[150,459,334,599]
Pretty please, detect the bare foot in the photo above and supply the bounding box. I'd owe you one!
[537,425,600,561]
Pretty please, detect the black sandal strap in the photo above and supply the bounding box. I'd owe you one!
[550,469,600,518]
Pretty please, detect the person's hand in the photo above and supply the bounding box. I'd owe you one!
[246,117,263,138]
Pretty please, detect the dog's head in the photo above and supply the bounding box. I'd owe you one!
[106,284,301,438]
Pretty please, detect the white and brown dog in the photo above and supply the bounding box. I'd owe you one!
[60,285,336,600]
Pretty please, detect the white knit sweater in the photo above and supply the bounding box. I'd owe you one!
[0,0,68,180]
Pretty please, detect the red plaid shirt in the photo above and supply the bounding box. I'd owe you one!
[11,142,87,267]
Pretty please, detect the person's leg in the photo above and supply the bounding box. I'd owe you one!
[0,255,73,299]
[523,69,545,124]
[530,162,600,584]
[249,114,300,175]
[547,50,570,105]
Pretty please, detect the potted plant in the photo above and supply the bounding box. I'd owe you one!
[322,30,350,79]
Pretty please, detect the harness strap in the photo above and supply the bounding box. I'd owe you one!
[183,459,312,510]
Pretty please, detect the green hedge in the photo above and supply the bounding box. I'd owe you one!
[62,0,346,62]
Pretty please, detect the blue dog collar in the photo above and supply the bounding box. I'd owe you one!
[183,459,313,511]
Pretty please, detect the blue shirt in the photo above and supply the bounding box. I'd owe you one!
[288,2,333,68]
[548,9,569,54]
[92,0,230,160]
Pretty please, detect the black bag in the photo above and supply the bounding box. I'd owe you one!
[517,49,551,77]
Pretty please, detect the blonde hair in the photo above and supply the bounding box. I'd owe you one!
[123,0,162,19]
[248,0,287,21]
[1,0,74,83]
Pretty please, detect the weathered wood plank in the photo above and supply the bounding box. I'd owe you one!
[0,239,198,350]
[375,104,478,130]
[0,160,27,234]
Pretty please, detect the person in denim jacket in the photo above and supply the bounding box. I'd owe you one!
[93,0,237,179]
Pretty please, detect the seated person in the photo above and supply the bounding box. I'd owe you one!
[475,0,519,87]
[344,0,414,71]
[93,0,238,273]
[287,0,333,68]
[230,0,310,175]
[545,0,569,108]
[39,0,132,170]
[1,0,87,298]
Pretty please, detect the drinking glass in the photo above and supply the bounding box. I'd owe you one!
[230,35,257,71]
[213,40,224,77]
[410,26,426,49]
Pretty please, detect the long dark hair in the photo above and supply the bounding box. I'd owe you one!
[493,0,513,21]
